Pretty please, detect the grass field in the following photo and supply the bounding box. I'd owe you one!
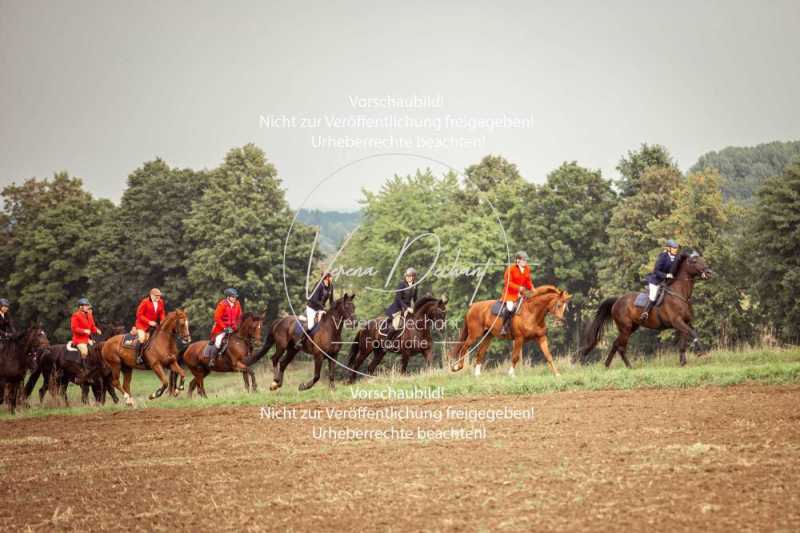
[4,345,799,419]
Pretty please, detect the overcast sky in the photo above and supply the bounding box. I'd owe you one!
[1,0,798,210]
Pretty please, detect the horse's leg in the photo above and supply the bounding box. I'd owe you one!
[188,378,197,398]
[536,336,560,376]
[366,347,386,376]
[473,336,494,377]
[671,318,702,366]
[121,366,135,406]
[168,360,184,396]
[81,383,89,404]
[271,347,297,391]
[242,371,250,392]
[327,353,337,390]
[59,374,70,407]
[187,366,204,399]
[453,331,481,372]
[148,363,170,400]
[298,353,323,391]
[198,368,210,398]
[606,327,634,369]
[248,368,257,393]
[400,352,411,374]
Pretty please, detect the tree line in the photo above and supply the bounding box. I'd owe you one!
[1,141,798,358]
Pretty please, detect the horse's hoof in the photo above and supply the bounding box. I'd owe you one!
[125,399,135,407]
[270,381,280,391]
[508,367,516,378]
[473,364,481,377]
[178,385,185,391]
[148,394,156,400]
[298,384,308,391]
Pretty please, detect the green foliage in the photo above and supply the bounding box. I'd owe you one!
[616,143,675,197]
[183,144,316,334]
[691,140,800,203]
[2,173,112,339]
[748,161,800,340]
[296,209,361,255]
[510,162,617,351]
[86,159,209,324]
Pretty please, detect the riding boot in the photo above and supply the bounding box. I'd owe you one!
[639,300,655,322]
[207,341,216,367]
[500,310,513,335]
[135,343,144,366]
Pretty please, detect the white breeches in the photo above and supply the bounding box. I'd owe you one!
[648,283,659,301]
[505,301,515,312]
[305,306,319,329]
[214,332,226,349]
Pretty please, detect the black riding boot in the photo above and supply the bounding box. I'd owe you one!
[500,309,513,335]
[639,300,655,322]
[207,341,217,367]
[135,343,144,366]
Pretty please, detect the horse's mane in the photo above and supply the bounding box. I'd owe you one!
[415,295,440,309]
[159,310,182,331]
[531,285,561,297]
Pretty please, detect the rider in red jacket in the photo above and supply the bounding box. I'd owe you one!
[133,288,165,362]
[209,288,242,366]
[499,251,535,334]
[71,298,101,359]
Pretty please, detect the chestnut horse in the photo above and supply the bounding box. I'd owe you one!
[247,294,356,391]
[345,295,448,383]
[449,285,572,377]
[101,309,191,406]
[577,251,713,367]
[173,313,263,398]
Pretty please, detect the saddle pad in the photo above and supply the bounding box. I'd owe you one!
[490,300,504,316]
[121,333,139,349]
[202,343,217,359]
[634,293,649,308]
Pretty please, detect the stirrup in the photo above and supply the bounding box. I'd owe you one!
[639,311,649,322]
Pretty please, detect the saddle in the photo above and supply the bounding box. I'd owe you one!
[294,317,321,338]
[490,300,521,317]
[204,334,232,362]
[634,287,667,308]
[121,333,139,349]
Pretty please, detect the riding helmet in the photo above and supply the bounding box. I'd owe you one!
[77,297,91,306]
[515,251,529,261]
[224,288,239,298]
[0,298,9,307]
[665,239,679,248]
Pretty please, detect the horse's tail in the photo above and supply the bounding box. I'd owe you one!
[347,329,364,366]
[577,297,617,362]
[244,326,275,366]
[23,364,42,399]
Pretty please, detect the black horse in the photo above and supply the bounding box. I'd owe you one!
[346,295,447,382]
[577,251,713,367]
[0,325,50,413]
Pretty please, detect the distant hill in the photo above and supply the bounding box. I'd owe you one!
[691,140,800,202]
[296,208,361,255]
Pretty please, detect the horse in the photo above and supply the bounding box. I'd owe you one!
[170,313,263,398]
[247,294,356,392]
[577,251,713,367]
[101,309,191,406]
[345,295,448,383]
[0,325,50,413]
[448,285,572,377]
[24,323,126,406]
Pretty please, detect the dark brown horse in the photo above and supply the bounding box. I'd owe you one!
[448,286,572,377]
[101,310,191,405]
[174,313,263,398]
[345,295,448,383]
[577,251,713,367]
[0,325,50,413]
[248,294,356,391]
[24,323,126,406]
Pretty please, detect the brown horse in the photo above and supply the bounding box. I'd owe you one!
[101,309,191,406]
[0,325,50,413]
[449,285,572,377]
[175,313,263,398]
[578,251,713,367]
[248,294,356,391]
[345,295,448,383]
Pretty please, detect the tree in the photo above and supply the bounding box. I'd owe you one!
[4,174,112,339]
[509,162,617,351]
[616,143,676,197]
[691,140,800,203]
[183,144,316,334]
[86,159,209,324]
[748,161,800,341]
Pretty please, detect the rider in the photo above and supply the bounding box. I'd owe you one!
[0,298,14,340]
[383,267,418,337]
[133,288,165,363]
[499,251,535,335]
[209,288,242,367]
[70,298,101,361]
[640,239,680,322]
[295,272,334,350]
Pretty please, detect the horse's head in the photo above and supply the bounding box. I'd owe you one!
[686,251,713,280]
[240,312,264,344]
[434,294,449,321]
[333,293,356,322]
[548,290,572,324]
[173,309,192,343]
[26,325,50,368]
